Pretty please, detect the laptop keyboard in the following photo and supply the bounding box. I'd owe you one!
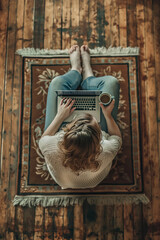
[67,97,96,111]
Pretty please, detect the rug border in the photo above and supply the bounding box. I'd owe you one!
[13,193,149,207]
[16,46,140,57]
[14,52,150,207]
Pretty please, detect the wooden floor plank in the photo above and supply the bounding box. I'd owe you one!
[34,0,45,49]
[34,206,44,240]
[44,208,55,240]
[110,0,120,47]
[23,0,34,48]
[88,0,98,48]
[96,0,106,47]
[52,207,64,240]
[83,202,101,240]
[15,206,24,240]
[114,205,124,240]
[63,206,74,239]
[7,0,25,238]
[23,207,35,239]
[136,0,151,199]
[127,0,137,47]
[133,204,143,240]
[44,0,54,49]
[144,1,160,239]
[0,0,9,187]
[153,2,160,216]
[0,0,17,237]
[73,205,84,240]
[104,0,111,47]
[79,0,89,45]
[93,205,105,240]
[119,2,127,47]
[70,0,79,46]
[62,0,71,49]
[106,205,115,240]
[136,1,152,239]
[52,0,63,49]
[136,2,153,239]
[153,0,160,120]
[124,204,133,240]
[16,0,25,49]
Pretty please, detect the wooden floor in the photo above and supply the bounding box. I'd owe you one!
[0,0,160,239]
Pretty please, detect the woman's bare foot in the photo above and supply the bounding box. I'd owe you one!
[69,45,82,74]
[80,45,94,80]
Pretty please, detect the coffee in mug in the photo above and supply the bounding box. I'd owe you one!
[99,92,114,106]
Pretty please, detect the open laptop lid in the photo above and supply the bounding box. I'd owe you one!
[56,90,102,96]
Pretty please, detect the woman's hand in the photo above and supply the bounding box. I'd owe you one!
[57,98,76,121]
[99,99,115,118]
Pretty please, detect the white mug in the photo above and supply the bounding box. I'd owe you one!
[99,92,114,106]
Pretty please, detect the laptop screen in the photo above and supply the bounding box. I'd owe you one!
[56,90,102,96]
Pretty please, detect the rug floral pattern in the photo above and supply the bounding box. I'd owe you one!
[17,56,143,194]
[32,66,129,182]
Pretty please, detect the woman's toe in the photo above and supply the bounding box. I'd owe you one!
[69,46,74,53]
[80,45,85,52]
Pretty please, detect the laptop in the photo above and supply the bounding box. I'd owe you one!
[56,90,102,122]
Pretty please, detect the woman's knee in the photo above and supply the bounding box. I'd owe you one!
[49,76,65,89]
[104,76,120,88]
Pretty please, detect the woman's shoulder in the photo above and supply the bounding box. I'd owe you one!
[101,130,122,143]
[38,130,65,155]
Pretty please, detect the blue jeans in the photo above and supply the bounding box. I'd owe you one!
[44,70,120,132]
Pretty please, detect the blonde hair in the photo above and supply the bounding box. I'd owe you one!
[58,113,102,172]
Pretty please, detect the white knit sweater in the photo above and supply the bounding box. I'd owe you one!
[38,130,122,189]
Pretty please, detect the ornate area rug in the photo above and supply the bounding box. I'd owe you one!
[13,47,149,207]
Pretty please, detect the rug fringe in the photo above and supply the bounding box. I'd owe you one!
[13,194,149,207]
[16,46,139,57]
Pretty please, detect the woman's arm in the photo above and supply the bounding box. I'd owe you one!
[99,99,122,138]
[104,114,121,137]
[41,98,76,138]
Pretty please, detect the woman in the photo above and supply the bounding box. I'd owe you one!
[38,45,122,189]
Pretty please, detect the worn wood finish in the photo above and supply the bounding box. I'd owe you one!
[144,1,160,239]
[0,0,9,188]
[79,0,89,45]
[0,0,160,239]
[44,0,54,49]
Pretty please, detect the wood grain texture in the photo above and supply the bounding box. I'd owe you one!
[0,0,160,239]
[88,0,98,48]
[34,0,45,49]
[23,0,34,48]
[23,207,35,239]
[153,0,160,120]
[62,0,71,49]
[96,0,106,47]
[127,0,137,47]
[15,207,24,239]
[0,0,9,185]
[79,0,89,45]
[44,0,54,49]
[110,0,120,47]
[52,0,63,49]
[124,204,133,240]
[71,0,79,46]
[133,204,143,240]
[104,0,111,47]
[74,205,84,240]
[114,205,124,240]
[143,0,160,239]
[34,206,44,239]
[119,2,127,47]
[0,0,17,237]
